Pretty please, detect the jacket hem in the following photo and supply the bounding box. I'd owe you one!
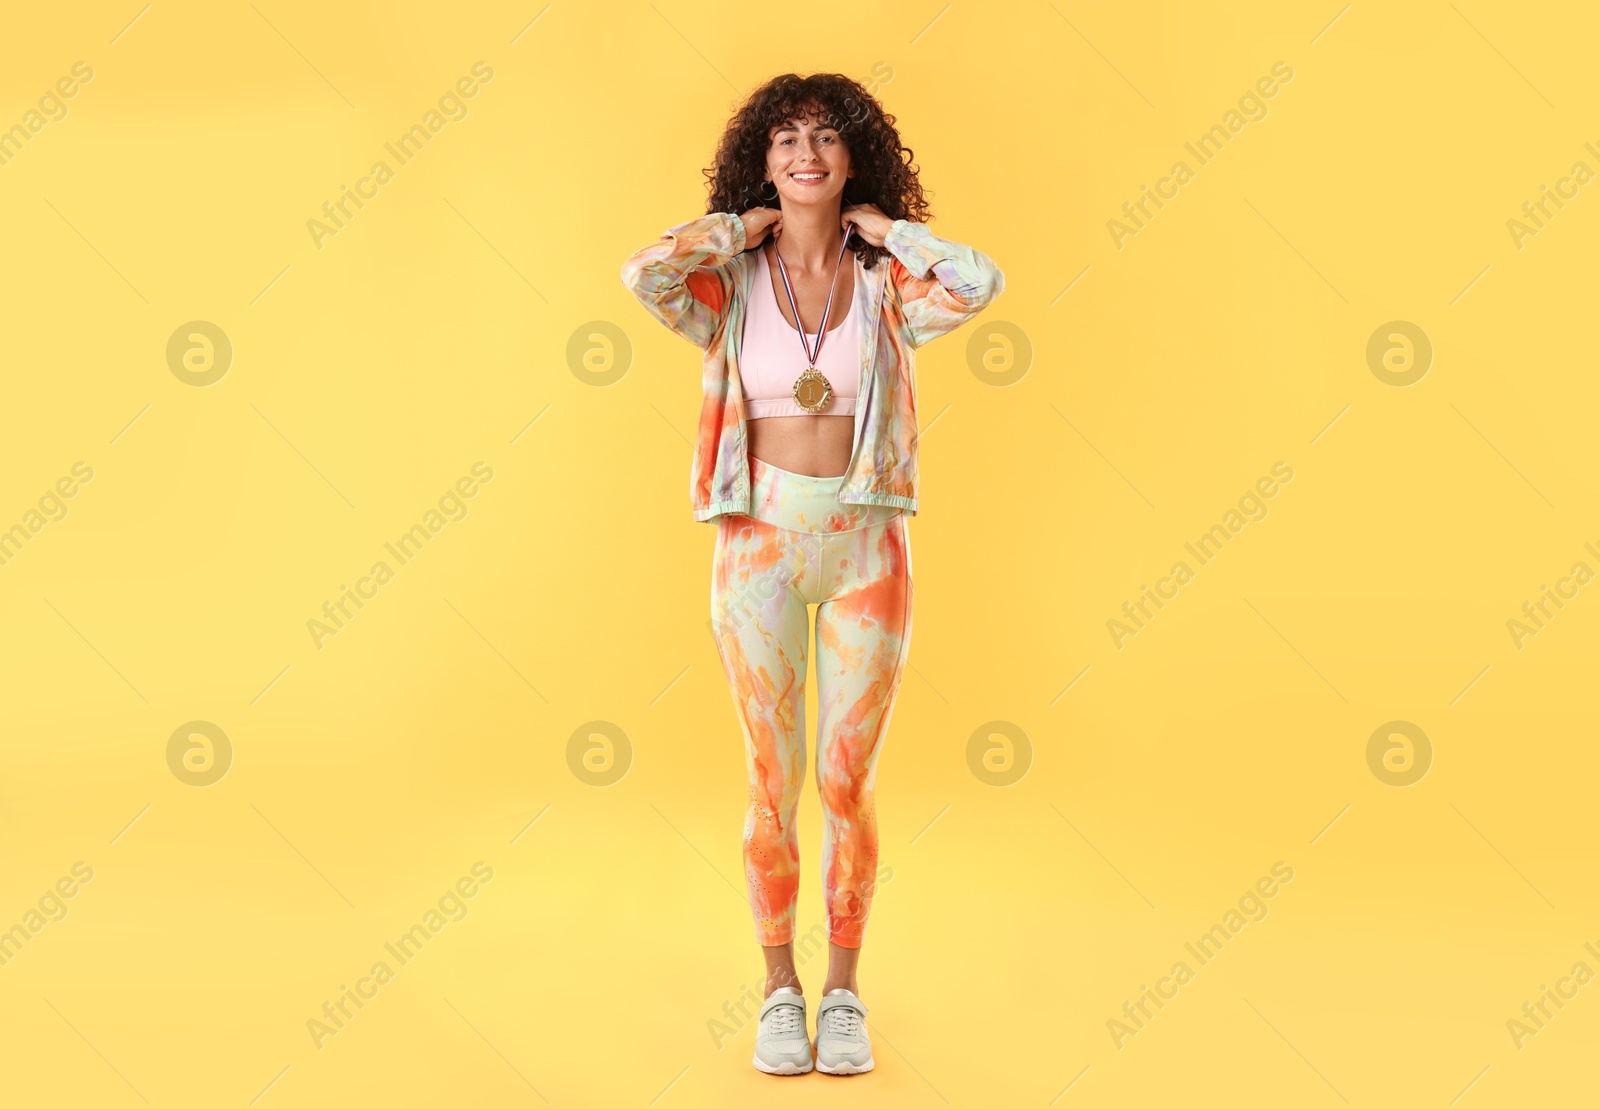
[694,499,750,523]
[837,492,917,511]
[694,490,916,522]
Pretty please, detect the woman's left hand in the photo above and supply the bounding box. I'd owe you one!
[841,203,895,247]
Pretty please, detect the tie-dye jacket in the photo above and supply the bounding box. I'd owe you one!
[620,211,1005,523]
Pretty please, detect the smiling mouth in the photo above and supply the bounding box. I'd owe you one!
[790,171,829,184]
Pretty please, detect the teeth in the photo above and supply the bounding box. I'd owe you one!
[793,173,825,179]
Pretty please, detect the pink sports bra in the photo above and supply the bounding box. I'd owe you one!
[739,245,863,418]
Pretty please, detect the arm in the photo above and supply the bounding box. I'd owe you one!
[619,212,747,350]
[883,219,1006,349]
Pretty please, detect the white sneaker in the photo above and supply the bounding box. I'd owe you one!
[814,988,874,1074]
[752,987,813,1075]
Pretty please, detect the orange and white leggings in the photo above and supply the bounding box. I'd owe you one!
[711,455,913,950]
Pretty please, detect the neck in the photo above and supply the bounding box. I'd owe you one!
[773,204,846,272]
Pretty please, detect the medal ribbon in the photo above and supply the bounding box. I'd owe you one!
[773,224,854,369]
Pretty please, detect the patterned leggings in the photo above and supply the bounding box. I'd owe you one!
[711,455,913,949]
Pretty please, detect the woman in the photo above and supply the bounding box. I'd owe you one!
[620,73,1005,1076]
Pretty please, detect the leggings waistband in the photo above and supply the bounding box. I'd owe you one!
[747,455,903,534]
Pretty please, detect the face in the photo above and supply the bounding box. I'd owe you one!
[763,110,853,209]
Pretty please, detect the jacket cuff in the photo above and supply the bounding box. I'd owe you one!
[884,218,948,279]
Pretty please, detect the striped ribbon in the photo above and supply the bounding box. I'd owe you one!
[772,223,855,368]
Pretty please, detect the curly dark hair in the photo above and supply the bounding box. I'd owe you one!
[703,73,931,271]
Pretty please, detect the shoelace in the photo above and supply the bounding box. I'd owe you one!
[763,1003,803,1036]
[820,1004,863,1038]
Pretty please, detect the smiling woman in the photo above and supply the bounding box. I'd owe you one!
[703,76,932,480]
[732,110,860,478]
[620,70,1005,1079]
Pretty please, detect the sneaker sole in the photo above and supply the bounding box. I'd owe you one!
[816,1057,874,1075]
[752,1051,814,1075]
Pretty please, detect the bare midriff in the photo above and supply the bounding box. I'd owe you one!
[747,415,855,477]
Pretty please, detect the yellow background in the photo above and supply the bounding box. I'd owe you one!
[2,1,1596,1105]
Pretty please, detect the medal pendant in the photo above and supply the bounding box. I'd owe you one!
[775,225,852,416]
[793,367,833,413]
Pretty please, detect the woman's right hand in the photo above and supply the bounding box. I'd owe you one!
[739,207,782,252]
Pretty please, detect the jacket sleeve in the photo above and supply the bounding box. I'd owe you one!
[619,212,747,351]
[883,219,1006,349]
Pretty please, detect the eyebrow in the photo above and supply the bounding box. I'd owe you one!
[773,120,837,134]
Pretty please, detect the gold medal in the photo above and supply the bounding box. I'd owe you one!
[793,367,834,412]
[773,225,854,415]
